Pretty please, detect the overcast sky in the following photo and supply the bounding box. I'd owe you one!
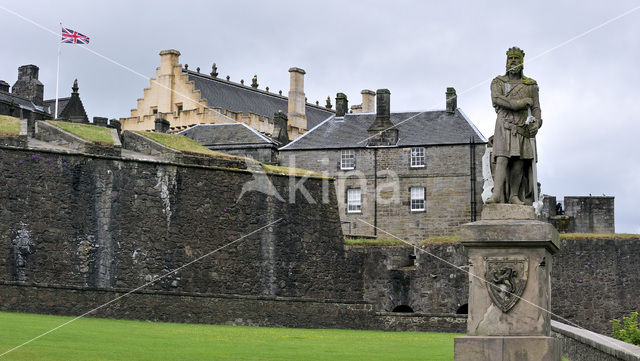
[1,1,638,233]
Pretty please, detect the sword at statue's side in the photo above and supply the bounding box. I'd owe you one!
[526,107,543,214]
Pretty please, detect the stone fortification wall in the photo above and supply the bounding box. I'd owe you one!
[0,146,363,317]
[540,195,615,233]
[564,196,615,233]
[552,236,640,334]
[348,244,469,315]
[349,236,640,334]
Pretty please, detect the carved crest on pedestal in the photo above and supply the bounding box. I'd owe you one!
[484,257,528,313]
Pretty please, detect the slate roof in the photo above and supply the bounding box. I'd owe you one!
[177,123,279,147]
[186,71,334,129]
[43,97,70,118]
[0,91,47,113]
[280,109,487,150]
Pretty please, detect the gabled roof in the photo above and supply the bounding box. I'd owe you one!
[177,122,279,147]
[43,97,70,118]
[185,71,334,129]
[280,109,487,150]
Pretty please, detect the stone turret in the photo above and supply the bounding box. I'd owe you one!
[287,67,307,130]
[59,79,88,123]
[12,65,44,106]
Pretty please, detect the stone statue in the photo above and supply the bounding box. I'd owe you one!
[485,47,542,205]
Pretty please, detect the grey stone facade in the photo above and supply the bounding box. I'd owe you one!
[281,144,485,240]
[279,91,487,241]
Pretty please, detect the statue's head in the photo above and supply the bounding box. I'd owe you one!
[505,47,525,76]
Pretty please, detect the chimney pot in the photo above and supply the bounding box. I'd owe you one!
[155,117,170,133]
[335,93,348,117]
[367,89,397,146]
[12,64,44,106]
[446,87,457,114]
[375,89,391,123]
[361,89,375,113]
[272,111,290,145]
[287,67,307,129]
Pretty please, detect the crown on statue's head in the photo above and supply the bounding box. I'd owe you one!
[506,46,525,59]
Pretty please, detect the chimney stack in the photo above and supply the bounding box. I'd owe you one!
[367,89,397,146]
[287,67,307,130]
[272,111,290,145]
[93,117,108,127]
[158,50,181,115]
[446,87,457,114]
[361,89,375,113]
[0,80,9,93]
[155,117,170,133]
[335,93,348,117]
[12,65,44,106]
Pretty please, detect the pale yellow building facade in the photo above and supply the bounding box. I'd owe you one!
[121,50,333,140]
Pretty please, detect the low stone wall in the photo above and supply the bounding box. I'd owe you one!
[122,130,252,168]
[0,282,465,332]
[35,120,121,157]
[552,320,640,361]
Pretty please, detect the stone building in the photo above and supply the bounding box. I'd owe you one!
[177,122,281,164]
[279,88,487,241]
[1,64,91,134]
[120,50,334,139]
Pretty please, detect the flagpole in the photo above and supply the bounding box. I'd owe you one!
[54,23,61,119]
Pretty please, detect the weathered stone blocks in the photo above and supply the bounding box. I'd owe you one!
[455,204,561,360]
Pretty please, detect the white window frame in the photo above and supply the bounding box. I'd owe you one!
[410,186,425,212]
[341,150,355,170]
[347,188,362,213]
[410,147,425,168]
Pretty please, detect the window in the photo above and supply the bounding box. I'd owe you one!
[176,104,183,115]
[410,187,425,211]
[347,188,362,213]
[410,147,425,167]
[341,150,355,170]
[151,107,158,115]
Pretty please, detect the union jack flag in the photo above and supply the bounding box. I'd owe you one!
[61,27,90,44]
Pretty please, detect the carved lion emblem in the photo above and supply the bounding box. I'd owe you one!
[484,257,529,313]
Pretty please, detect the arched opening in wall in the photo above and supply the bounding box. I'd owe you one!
[456,304,468,314]
[392,305,414,313]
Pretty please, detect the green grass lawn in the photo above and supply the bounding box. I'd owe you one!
[47,121,114,146]
[260,163,328,178]
[134,131,234,158]
[0,115,20,136]
[0,312,459,360]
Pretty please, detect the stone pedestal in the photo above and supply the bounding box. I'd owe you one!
[454,204,561,361]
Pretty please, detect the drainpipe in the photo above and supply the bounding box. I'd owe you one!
[374,148,378,236]
[469,136,477,221]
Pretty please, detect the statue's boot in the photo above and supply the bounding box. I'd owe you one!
[509,195,525,205]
